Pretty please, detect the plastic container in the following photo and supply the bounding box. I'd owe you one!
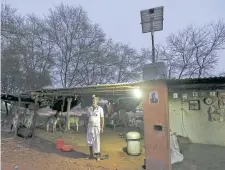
[56,138,64,150]
[126,131,141,156]
[61,145,73,152]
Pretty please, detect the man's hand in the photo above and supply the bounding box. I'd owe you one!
[100,128,104,133]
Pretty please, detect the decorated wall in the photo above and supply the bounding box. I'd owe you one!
[169,90,225,146]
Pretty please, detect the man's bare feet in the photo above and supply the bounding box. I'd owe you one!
[84,155,95,160]
[96,154,100,162]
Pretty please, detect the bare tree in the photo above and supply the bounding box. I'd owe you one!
[218,71,225,76]
[111,43,141,83]
[76,39,142,85]
[19,15,54,90]
[1,4,54,93]
[1,4,25,93]
[1,3,24,40]
[138,45,178,79]
[45,3,105,87]
[159,46,179,79]
[193,20,225,78]
[140,45,161,64]
[77,39,117,85]
[2,3,224,93]
[162,20,225,79]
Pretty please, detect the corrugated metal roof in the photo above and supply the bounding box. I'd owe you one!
[26,76,225,100]
[167,76,225,85]
[31,76,225,93]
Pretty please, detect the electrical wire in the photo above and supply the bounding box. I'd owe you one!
[181,100,189,138]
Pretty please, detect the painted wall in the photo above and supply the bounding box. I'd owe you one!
[169,90,225,146]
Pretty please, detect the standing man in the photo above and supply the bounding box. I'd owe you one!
[85,95,104,161]
[106,100,113,118]
[103,100,113,125]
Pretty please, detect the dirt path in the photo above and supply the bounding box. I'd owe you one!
[1,129,145,170]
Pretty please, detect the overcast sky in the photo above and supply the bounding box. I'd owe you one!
[5,0,225,74]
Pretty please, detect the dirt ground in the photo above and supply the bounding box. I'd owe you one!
[1,127,145,170]
[2,125,225,170]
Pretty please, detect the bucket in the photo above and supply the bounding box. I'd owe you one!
[56,138,64,150]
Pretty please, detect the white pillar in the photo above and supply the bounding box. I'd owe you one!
[66,98,72,131]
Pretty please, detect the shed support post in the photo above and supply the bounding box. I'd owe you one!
[61,97,65,114]
[9,103,15,117]
[60,97,66,131]
[14,95,21,136]
[142,81,171,170]
[66,98,72,131]
[5,101,9,116]
[31,95,39,137]
[23,106,28,125]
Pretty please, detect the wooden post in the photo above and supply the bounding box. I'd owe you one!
[31,95,39,136]
[14,95,21,136]
[5,101,9,116]
[66,98,72,131]
[61,97,65,113]
[142,80,171,170]
[9,102,15,116]
[22,104,28,125]
[60,97,66,131]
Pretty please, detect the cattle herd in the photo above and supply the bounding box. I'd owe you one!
[1,94,143,136]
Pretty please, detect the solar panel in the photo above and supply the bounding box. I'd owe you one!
[140,6,164,33]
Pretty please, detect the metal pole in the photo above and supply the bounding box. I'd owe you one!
[150,18,156,64]
[151,31,156,63]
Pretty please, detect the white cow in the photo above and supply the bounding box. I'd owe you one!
[10,113,19,133]
[24,111,34,129]
[46,111,63,132]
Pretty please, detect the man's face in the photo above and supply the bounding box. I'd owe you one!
[92,97,98,106]
[151,93,155,98]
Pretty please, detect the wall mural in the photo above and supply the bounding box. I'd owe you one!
[206,92,225,122]
[189,100,200,110]
[218,93,225,119]
[170,91,225,122]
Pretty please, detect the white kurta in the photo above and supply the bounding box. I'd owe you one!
[86,105,104,154]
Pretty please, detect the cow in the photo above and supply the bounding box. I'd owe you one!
[23,110,34,129]
[46,114,80,132]
[46,111,64,132]
[10,113,19,133]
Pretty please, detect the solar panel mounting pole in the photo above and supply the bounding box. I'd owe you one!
[140,6,171,170]
[140,6,164,64]
[150,17,156,63]
[151,31,155,63]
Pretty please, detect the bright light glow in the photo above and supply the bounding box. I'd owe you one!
[133,89,142,98]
